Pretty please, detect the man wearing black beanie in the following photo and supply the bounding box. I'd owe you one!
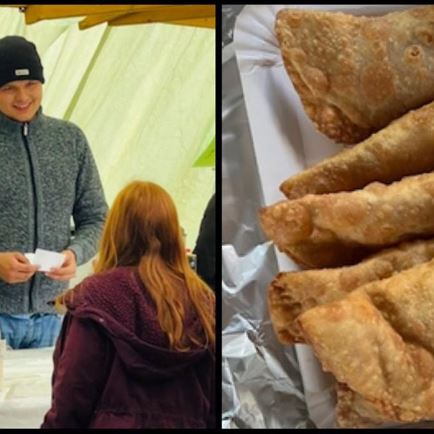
[0,36,45,121]
[0,36,108,349]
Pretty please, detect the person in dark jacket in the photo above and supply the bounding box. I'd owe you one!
[41,180,216,429]
[0,35,107,348]
[193,193,216,291]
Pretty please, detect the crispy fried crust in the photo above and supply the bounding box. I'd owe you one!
[335,383,394,428]
[280,101,434,199]
[278,239,373,269]
[275,6,434,144]
[261,172,434,252]
[298,260,434,424]
[268,238,434,344]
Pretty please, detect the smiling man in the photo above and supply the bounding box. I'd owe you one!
[0,36,108,349]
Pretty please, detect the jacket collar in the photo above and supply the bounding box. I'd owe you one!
[0,106,44,132]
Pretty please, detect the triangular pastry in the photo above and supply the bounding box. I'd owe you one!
[275,6,434,144]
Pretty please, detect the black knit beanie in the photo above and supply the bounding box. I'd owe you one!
[0,36,44,88]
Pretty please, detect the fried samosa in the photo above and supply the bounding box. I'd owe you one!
[275,6,434,144]
[298,259,434,424]
[268,238,434,344]
[280,101,434,199]
[260,172,434,254]
[274,237,374,270]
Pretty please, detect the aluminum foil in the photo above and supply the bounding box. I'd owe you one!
[221,5,314,429]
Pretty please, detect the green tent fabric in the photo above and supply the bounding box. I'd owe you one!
[193,136,215,167]
[0,7,215,259]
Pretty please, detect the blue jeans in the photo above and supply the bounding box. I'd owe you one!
[0,313,63,349]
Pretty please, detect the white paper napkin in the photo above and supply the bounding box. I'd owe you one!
[25,249,65,272]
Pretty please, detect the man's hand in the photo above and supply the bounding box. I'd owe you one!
[45,250,77,281]
[0,252,39,283]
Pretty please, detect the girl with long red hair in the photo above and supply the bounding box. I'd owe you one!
[41,181,215,429]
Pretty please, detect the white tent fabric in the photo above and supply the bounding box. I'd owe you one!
[0,8,215,281]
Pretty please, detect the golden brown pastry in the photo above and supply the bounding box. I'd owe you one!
[335,383,433,428]
[260,172,434,253]
[336,383,392,428]
[275,6,434,144]
[297,260,434,424]
[280,101,434,199]
[275,238,373,270]
[268,238,434,344]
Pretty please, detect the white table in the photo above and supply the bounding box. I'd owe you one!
[0,346,53,428]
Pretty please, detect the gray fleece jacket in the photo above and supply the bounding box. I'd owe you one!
[0,108,108,314]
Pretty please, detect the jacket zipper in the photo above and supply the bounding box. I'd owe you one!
[22,122,37,312]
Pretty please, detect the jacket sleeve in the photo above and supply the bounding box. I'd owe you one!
[68,128,108,265]
[41,313,112,428]
[193,194,216,290]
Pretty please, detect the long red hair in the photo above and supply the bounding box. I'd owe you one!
[93,180,215,351]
